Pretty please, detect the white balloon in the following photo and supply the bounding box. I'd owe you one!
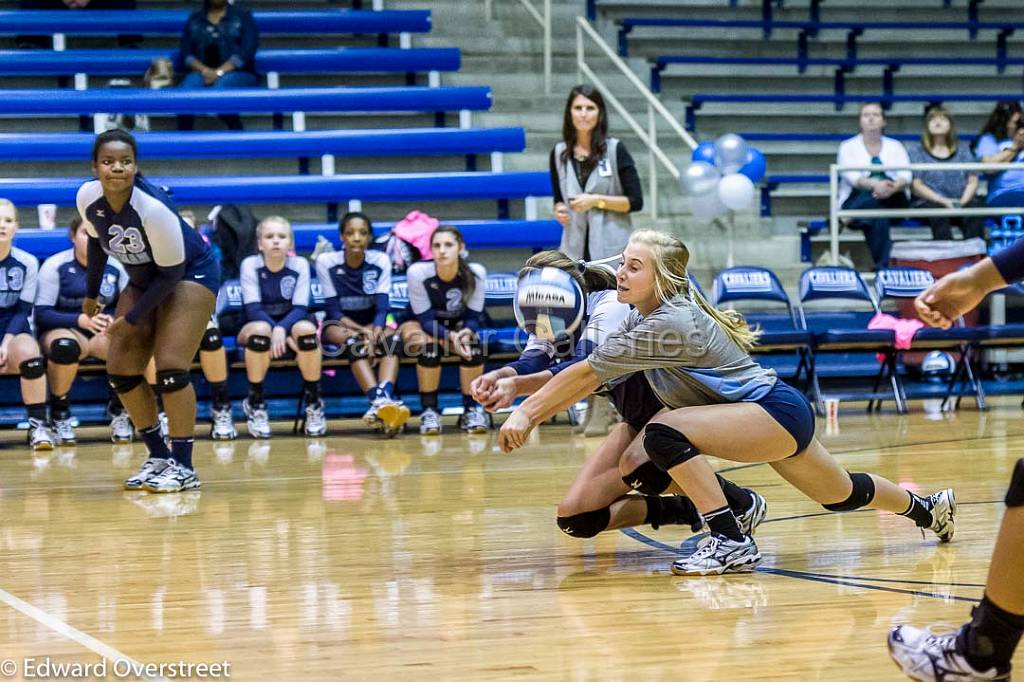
[690,187,728,221]
[717,173,756,210]
[679,161,721,196]
[714,133,749,174]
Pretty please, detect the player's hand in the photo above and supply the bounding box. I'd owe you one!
[79,313,110,335]
[914,270,987,330]
[554,202,572,226]
[81,297,102,317]
[483,377,517,412]
[202,68,219,86]
[498,409,534,453]
[105,316,133,341]
[449,329,474,361]
[470,372,498,404]
[270,326,288,359]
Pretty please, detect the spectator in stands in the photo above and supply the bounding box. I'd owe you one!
[177,0,259,131]
[976,100,1024,210]
[0,199,53,450]
[238,216,325,440]
[908,106,982,240]
[318,212,409,439]
[35,216,135,445]
[17,0,140,50]
[837,102,911,270]
[550,84,642,261]
[398,225,490,435]
[180,209,236,441]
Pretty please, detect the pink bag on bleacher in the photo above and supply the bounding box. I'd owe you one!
[392,211,439,262]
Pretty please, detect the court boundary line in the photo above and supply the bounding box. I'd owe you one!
[0,586,167,681]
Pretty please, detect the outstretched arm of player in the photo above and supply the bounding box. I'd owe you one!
[498,360,601,452]
[915,257,1011,329]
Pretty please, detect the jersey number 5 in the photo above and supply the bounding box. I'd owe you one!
[108,225,146,255]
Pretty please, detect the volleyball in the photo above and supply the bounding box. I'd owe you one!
[513,267,585,341]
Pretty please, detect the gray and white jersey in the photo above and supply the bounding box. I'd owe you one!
[588,292,776,408]
[0,247,38,310]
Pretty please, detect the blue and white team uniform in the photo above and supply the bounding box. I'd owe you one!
[239,254,311,332]
[76,176,220,325]
[0,247,39,338]
[405,261,487,338]
[315,249,391,328]
[35,248,128,334]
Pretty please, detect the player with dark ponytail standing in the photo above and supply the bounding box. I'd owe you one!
[77,129,220,492]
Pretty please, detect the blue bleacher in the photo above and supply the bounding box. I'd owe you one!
[0,128,526,162]
[0,86,492,116]
[0,10,432,36]
[0,48,461,78]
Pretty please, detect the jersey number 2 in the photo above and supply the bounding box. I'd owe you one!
[108,225,146,255]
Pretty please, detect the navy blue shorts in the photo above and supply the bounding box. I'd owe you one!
[610,372,665,432]
[755,380,816,456]
[0,313,31,337]
[184,255,221,296]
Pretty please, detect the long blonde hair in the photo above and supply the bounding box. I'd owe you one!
[629,230,760,352]
[519,250,617,293]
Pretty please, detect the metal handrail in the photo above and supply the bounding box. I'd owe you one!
[575,16,697,218]
[484,0,551,95]
[828,161,1024,263]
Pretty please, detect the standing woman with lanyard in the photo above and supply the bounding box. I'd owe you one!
[550,85,643,261]
[78,129,221,494]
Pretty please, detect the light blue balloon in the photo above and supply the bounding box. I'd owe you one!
[691,141,716,165]
[714,133,749,174]
[739,148,767,183]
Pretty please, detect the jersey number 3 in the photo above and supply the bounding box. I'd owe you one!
[108,225,146,255]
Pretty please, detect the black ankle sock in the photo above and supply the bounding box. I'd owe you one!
[140,423,170,459]
[170,437,194,470]
[900,492,933,528]
[956,594,1024,672]
[704,506,744,542]
[210,381,231,410]
[420,391,438,411]
[716,474,754,514]
[248,382,265,407]
[645,495,703,532]
[49,394,70,420]
[303,380,321,404]
[26,402,47,422]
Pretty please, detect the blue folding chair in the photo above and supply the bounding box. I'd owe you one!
[798,266,905,415]
[874,267,986,411]
[713,266,814,391]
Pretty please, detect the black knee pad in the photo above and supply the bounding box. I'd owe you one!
[108,373,144,395]
[343,335,371,361]
[460,341,485,368]
[19,356,46,379]
[246,335,270,352]
[199,327,223,352]
[417,343,441,368]
[48,337,81,365]
[1007,458,1024,508]
[556,507,611,538]
[823,472,876,512]
[644,422,700,472]
[296,333,319,352]
[154,369,191,395]
[622,460,673,495]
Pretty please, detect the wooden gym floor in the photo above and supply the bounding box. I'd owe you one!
[0,398,1022,681]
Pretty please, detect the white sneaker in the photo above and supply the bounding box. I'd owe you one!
[124,457,169,491]
[926,488,957,543]
[458,405,491,434]
[210,405,237,440]
[52,416,76,445]
[243,399,271,439]
[28,417,55,452]
[736,490,768,536]
[376,399,410,438]
[419,407,442,435]
[304,400,327,437]
[143,459,200,494]
[362,397,385,430]
[671,533,761,576]
[888,624,1010,681]
[109,411,133,443]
